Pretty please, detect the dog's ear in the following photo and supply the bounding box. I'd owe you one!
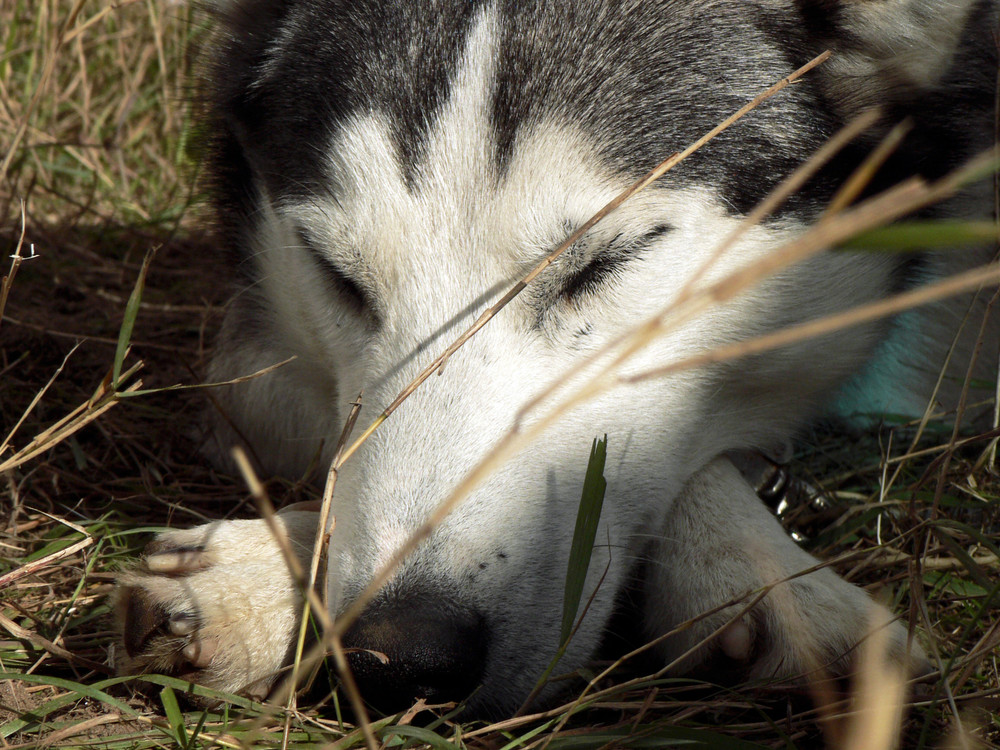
[795,0,994,117]
[202,0,295,118]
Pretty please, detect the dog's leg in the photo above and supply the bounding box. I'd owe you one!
[643,456,926,680]
[113,509,319,698]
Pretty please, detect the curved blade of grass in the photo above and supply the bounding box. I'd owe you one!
[0,672,268,741]
[561,436,609,645]
[544,726,769,749]
[516,438,609,716]
[933,533,996,591]
[329,715,400,749]
[0,673,140,738]
[19,532,90,563]
[137,672,269,711]
[934,519,1000,561]
[838,220,998,251]
[113,246,157,389]
[159,686,187,748]
[379,725,457,750]
[497,719,559,750]
[187,712,211,750]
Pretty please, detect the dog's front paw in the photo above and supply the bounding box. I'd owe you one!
[113,512,319,698]
[645,458,927,682]
[701,562,922,682]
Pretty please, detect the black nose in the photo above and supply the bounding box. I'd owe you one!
[341,593,488,712]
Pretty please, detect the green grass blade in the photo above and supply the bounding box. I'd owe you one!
[497,719,558,750]
[187,712,211,750]
[159,686,187,748]
[113,247,157,389]
[379,725,458,749]
[933,533,995,591]
[134,673,267,711]
[21,533,88,563]
[0,673,140,738]
[838,220,997,252]
[517,438,610,713]
[545,726,770,749]
[561,436,608,646]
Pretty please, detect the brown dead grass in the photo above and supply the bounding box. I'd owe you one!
[1,1,999,749]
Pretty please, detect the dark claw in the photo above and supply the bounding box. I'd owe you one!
[121,586,170,657]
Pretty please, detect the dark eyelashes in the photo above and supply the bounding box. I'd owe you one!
[559,223,672,301]
[294,221,671,314]
[561,254,630,300]
[642,223,673,244]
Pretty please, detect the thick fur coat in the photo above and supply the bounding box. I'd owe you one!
[116,0,999,717]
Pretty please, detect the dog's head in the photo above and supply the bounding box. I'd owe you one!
[202,0,995,715]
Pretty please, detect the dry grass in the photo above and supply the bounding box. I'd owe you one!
[2,1,999,749]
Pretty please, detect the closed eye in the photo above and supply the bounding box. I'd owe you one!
[561,253,629,300]
[560,223,671,301]
[297,229,373,317]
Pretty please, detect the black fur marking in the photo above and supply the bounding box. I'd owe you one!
[207,0,486,252]
[763,0,999,210]
[206,0,998,273]
[490,3,841,218]
[560,254,627,301]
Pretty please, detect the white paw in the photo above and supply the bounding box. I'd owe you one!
[667,562,923,682]
[113,512,319,698]
[645,458,928,681]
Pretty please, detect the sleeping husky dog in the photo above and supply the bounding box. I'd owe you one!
[116,0,998,717]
